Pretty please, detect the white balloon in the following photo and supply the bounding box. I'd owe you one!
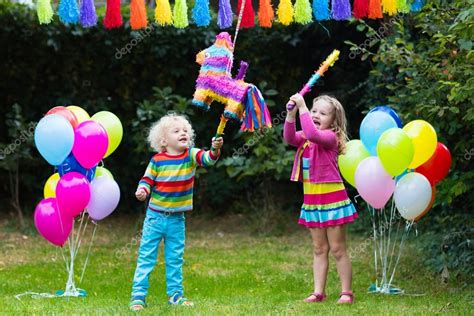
[394,172,432,220]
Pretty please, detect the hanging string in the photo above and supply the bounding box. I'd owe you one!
[225,0,247,75]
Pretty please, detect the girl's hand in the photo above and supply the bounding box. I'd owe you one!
[135,189,147,201]
[290,94,306,109]
[211,137,224,151]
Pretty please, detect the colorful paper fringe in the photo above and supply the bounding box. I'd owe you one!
[155,0,173,26]
[80,0,98,28]
[238,0,255,28]
[258,0,274,27]
[381,0,397,15]
[104,0,123,29]
[368,0,383,19]
[241,85,272,132]
[173,0,189,28]
[58,0,80,24]
[411,0,424,12]
[130,0,148,30]
[192,0,211,27]
[353,0,369,19]
[218,0,233,28]
[294,0,313,24]
[312,0,330,21]
[396,0,410,13]
[331,0,351,20]
[37,0,54,24]
[278,0,294,26]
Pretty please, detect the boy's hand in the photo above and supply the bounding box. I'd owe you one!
[135,188,147,201]
[211,137,224,151]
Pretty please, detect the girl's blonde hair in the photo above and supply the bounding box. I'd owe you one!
[312,95,348,154]
[147,113,195,152]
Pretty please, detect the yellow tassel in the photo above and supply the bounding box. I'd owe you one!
[381,0,397,15]
[277,0,294,26]
[155,0,173,25]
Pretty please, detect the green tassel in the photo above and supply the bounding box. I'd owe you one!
[173,0,189,28]
[294,0,312,24]
[37,0,54,24]
[396,0,410,13]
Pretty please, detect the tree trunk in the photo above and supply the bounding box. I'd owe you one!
[9,162,25,229]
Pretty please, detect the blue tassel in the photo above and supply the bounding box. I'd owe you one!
[192,0,211,27]
[411,0,424,12]
[58,0,80,24]
[312,0,330,21]
[241,85,272,132]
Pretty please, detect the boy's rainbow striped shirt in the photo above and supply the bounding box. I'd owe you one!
[138,148,219,213]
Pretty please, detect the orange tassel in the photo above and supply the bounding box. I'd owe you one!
[368,0,383,19]
[258,0,274,27]
[130,0,148,30]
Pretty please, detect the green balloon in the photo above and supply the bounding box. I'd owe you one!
[338,140,370,188]
[377,128,414,176]
[95,167,114,180]
[91,111,123,158]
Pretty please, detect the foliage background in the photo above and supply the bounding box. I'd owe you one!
[0,1,472,281]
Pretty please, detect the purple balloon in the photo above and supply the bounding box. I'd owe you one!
[72,121,108,169]
[34,198,73,247]
[355,157,395,209]
[86,176,120,221]
[56,172,91,218]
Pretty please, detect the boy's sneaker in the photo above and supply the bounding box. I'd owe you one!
[168,292,194,306]
[129,296,146,311]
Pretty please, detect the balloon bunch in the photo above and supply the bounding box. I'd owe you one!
[338,105,451,295]
[338,106,451,221]
[34,106,122,246]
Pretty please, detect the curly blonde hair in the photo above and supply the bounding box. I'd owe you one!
[147,113,195,152]
[312,95,349,154]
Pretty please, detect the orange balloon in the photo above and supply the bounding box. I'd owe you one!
[46,106,79,129]
[415,186,436,221]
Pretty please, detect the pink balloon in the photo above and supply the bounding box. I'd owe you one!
[34,198,73,247]
[72,121,108,169]
[56,172,91,218]
[87,176,121,221]
[355,157,395,209]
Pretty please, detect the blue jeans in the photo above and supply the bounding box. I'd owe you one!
[131,209,186,299]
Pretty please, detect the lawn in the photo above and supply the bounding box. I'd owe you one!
[0,214,471,315]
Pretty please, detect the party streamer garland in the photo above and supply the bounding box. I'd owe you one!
[35,0,426,28]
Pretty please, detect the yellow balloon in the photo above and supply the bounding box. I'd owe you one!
[91,111,123,158]
[67,105,90,124]
[43,173,60,198]
[403,120,437,168]
[95,167,114,179]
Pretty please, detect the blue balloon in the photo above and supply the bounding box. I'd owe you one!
[57,153,96,182]
[34,114,74,166]
[360,111,398,156]
[369,106,403,128]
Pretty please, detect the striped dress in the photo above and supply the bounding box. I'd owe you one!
[298,141,358,228]
[137,148,219,213]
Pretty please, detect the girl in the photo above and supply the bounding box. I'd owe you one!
[283,94,358,304]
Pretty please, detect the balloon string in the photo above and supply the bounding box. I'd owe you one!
[80,221,98,283]
[369,206,378,288]
[73,212,89,260]
[388,221,413,287]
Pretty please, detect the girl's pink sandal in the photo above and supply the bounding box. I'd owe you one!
[303,292,327,303]
[337,291,354,304]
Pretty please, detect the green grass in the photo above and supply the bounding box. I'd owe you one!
[0,215,472,315]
